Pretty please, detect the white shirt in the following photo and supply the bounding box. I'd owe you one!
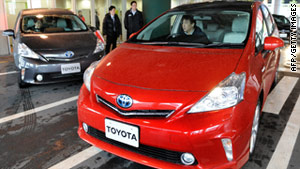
[131,9,137,15]
[110,15,115,21]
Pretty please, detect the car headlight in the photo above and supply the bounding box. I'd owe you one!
[188,72,246,113]
[93,40,105,54]
[18,43,40,59]
[84,60,100,92]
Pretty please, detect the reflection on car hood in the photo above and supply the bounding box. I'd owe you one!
[21,32,96,58]
[93,43,244,92]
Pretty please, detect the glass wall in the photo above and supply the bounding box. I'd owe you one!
[111,0,122,19]
[76,0,91,25]
[5,0,28,29]
[56,0,71,9]
[31,0,51,8]
[95,0,108,32]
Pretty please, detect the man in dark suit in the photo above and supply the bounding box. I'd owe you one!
[95,10,100,30]
[103,6,122,54]
[124,1,144,39]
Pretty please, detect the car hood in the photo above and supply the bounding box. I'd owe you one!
[21,31,97,57]
[94,43,244,92]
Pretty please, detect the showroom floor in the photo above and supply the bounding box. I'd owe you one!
[0,44,299,169]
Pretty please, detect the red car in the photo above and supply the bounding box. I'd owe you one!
[77,1,283,168]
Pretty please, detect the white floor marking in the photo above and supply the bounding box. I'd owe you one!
[0,96,78,124]
[0,71,18,76]
[48,146,102,169]
[263,76,299,114]
[278,67,300,74]
[266,94,300,169]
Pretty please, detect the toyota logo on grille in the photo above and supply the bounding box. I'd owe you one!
[116,94,133,108]
[64,51,74,58]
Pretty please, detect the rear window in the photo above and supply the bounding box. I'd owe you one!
[21,14,88,33]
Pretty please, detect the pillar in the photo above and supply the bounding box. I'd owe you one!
[122,0,126,41]
[272,0,281,14]
[51,0,56,8]
[142,0,171,24]
[0,0,8,30]
[71,0,76,13]
[91,0,95,27]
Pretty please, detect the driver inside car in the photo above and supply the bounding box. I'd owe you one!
[182,15,206,36]
[180,15,209,43]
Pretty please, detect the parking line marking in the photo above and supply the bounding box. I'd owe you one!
[278,67,300,74]
[0,61,8,64]
[48,146,102,169]
[266,94,300,169]
[262,76,299,114]
[0,71,18,76]
[0,96,78,124]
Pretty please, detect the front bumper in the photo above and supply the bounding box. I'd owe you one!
[77,85,255,169]
[16,51,104,84]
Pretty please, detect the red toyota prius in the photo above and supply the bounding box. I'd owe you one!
[77,1,283,168]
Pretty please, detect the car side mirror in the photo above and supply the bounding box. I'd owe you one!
[2,29,15,38]
[264,36,284,51]
[89,26,97,32]
[129,32,138,39]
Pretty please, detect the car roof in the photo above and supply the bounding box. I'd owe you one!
[20,8,74,16]
[170,1,255,12]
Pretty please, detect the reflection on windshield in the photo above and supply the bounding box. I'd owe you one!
[128,10,250,48]
[22,14,88,33]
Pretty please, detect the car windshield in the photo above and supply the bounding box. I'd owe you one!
[128,10,251,48]
[21,14,88,33]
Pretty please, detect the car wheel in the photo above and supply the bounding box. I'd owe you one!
[250,100,261,155]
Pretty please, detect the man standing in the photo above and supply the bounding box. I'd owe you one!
[78,10,85,22]
[124,1,144,39]
[103,6,122,54]
[95,10,100,30]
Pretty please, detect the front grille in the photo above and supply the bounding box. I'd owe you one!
[87,126,197,165]
[45,55,88,61]
[96,95,175,117]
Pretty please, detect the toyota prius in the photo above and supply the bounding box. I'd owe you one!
[2,9,104,87]
[77,1,283,169]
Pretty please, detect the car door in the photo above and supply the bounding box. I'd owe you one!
[255,5,277,95]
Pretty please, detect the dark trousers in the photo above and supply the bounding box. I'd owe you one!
[105,34,118,54]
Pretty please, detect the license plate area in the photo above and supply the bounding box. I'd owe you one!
[61,63,81,74]
[280,33,287,38]
[105,118,139,148]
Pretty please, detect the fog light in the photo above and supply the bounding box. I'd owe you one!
[82,123,89,133]
[21,69,25,80]
[180,153,195,165]
[221,138,233,161]
[36,74,43,81]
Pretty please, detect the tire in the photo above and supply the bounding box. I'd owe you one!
[271,70,279,91]
[249,100,261,156]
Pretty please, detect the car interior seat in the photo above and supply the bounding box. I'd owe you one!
[204,23,225,42]
[57,18,71,31]
[223,15,249,43]
[26,19,35,30]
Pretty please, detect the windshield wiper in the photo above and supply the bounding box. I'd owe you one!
[201,43,245,48]
[140,41,207,47]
